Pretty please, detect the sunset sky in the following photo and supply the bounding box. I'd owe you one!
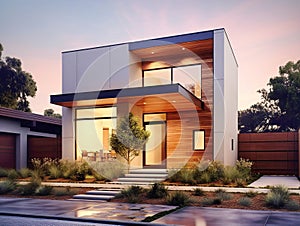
[1,0,299,114]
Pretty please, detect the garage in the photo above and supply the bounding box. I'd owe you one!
[0,133,16,169]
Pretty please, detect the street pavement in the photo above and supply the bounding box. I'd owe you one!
[0,197,300,225]
[154,206,300,226]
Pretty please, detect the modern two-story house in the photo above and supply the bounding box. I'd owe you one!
[51,28,238,170]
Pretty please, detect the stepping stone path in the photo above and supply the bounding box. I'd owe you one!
[73,168,169,201]
[73,188,121,201]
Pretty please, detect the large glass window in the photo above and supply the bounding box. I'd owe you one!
[143,64,201,98]
[76,107,117,161]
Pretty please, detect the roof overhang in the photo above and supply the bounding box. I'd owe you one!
[50,84,203,112]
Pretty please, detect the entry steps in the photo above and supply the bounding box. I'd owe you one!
[110,168,169,185]
[72,188,121,201]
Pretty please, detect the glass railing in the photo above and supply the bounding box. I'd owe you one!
[143,64,201,99]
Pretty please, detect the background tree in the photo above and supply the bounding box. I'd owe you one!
[110,113,150,172]
[239,60,300,132]
[0,43,37,112]
[44,108,62,119]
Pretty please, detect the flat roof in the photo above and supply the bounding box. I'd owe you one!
[62,28,221,54]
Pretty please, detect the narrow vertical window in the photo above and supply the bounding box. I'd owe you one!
[193,130,205,150]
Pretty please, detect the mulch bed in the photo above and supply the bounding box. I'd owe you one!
[111,190,300,212]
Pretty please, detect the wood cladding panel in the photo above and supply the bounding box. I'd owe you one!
[0,133,16,169]
[238,132,299,176]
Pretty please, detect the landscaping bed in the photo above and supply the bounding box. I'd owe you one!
[110,184,300,212]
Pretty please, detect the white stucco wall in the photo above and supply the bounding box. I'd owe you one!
[0,117,57,169]
[213,29,238,166]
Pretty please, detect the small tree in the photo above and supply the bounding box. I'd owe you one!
[110,113,150,172]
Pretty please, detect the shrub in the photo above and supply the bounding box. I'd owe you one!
[235,178,247,187]
[212,197,222,204]
[215,189,232,200]
[0,180,16,194]
[31,170,43,182]
[168,168,196,185]
[0,168,8,177]
[147,183,168,199]
[59,160,92,181]
[31,158,58,176]
[245,190,258,198]
[201,197,214,206]
[265,185,290,208]
[239,197,251,206]
[35,186,53,196]
[17,181,40,196]
[198,172,212,184]
[53,187,76,196]
[206,161,224,182]
[49,165,62,179]
[119,186,144,203]
[193,188,205,196]
[235,158,253,182]
[18,168,32,178]
[89,160,125,181]
[166,191,192,207]
[285,200,300,211]
[7,169,19,180]
[222,166,241,185]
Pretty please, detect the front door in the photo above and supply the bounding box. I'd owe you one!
[143,113,166,168]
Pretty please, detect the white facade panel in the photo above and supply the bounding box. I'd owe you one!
[213,29,238,165]
[75,47,110,93]
[223,32,238,165]
[62,52,77,93]
[128,52,142,88]
[109,44,130,89]
[62,108,75,159]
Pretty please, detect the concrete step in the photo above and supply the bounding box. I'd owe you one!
[124,173,168,178]
[108,181,157,185]
[116,177,165,183]
[129,169,168,174]
[86,190,121,196]
[73,194,115,201]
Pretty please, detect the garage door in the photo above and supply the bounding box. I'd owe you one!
[27,136,62,167]
[0,133,16,169]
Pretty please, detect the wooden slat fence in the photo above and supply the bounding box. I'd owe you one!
[238,131,299,176]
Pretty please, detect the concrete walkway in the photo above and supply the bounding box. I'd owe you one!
[248,175,300,189]
[20,175,299,195]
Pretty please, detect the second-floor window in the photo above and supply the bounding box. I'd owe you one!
[143,64,201,98]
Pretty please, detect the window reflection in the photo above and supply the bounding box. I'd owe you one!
[143,64,201,98]
[144,68,171,86]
